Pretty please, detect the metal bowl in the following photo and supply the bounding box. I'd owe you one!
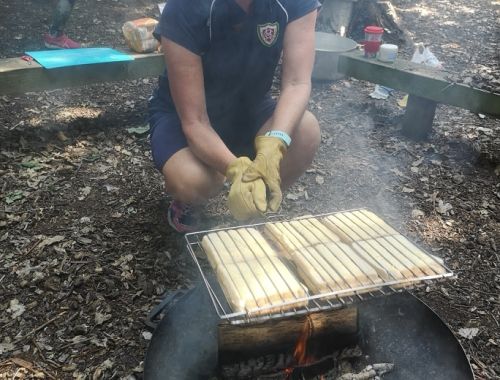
[312,32,358,81]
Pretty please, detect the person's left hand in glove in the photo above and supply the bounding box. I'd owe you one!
[242,134,288,212]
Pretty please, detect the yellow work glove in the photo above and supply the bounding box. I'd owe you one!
[226,157,267,221]
[242,136,287,212]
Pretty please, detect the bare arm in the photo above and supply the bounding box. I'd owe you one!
[162,37,236,174]
[270,10,318,135]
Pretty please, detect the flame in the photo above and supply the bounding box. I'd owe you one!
[285,317,315,379]
[293,316,313,365]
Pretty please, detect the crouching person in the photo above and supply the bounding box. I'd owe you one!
[149,0,321,232]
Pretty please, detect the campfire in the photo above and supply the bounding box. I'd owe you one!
[144,211,471,380]
[219,316,394,380]
[181,210,454,379]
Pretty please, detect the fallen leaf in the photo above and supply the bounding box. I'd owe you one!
[411,209,425,218]
[476,127,493,135]
[38,235,65,251]
[21,160,42,170]
[436,200,453,215]
[315,175,325,185]
[78,186,92,201]
[142,331,152,340]
[95,312,112,325]
[5,190,24,204]
[7,299,26,318]
[412,157,424,167]
[458,327,479,340]
[391,168,404,176]
[77,237,92,245]
[57,131,69,141]
[126,125,150,135]
[0,341,14,354]
[402,187,415,193]
[105,184,119,193]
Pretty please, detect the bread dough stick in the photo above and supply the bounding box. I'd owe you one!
[390,235,446,275]
[328,242,383,285]
[268,222,349,294]
[314,243,364,288]
[292,247,351,294]
[326,215,364,241]
[305,218,341,242]
[353,239,411,280]
[289,220,332,245]
[202,228,278,273]
[334,213,373,241]
[349,210,389,238]
[238,228,278,259]
[282,222,369,290]
[218,257,307,315]
[219,260,271,313]
[201,231,244,271]
[256,255,308,300]
[343,211,385,239]
[395,235,446,274]
[358,210,398,235]
[376,237,427,277]
[322,218,356,244]
[237,228,308,300]
[306,218,386,283]
[264,222,298,259]
[227,228,277,261]
[290,220,372,286]
[226,229,260,260]
[273,223,336,280]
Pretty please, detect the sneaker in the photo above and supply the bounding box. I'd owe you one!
[43,33,81,49]
[167,200,197,233]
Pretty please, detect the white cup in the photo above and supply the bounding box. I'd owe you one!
[377,44,398,63]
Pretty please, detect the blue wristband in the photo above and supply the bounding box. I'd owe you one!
[265,130,292,147]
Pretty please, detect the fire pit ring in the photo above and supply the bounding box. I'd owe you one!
[144,284,473,380]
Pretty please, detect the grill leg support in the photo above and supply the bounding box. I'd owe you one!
[402,95,437,140]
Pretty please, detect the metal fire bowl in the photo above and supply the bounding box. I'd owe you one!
[358,293,474,380]
[144,284,474,380]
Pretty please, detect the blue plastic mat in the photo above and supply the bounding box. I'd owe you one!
[25,48,134,69]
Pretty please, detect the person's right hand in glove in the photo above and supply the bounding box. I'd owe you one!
[242,135,287,213]
[225,157,267,221]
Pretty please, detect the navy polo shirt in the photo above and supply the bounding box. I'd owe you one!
[150,0,320,122]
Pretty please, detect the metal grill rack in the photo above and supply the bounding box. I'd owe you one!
[185,209,455,325]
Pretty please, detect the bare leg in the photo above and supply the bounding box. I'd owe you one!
[161,148,225,205]
[161,111,319,204]
[258,110,321,189]
[49,0,76,36]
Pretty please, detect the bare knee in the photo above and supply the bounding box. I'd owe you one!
[162,150,224,204]
[280,111,320,188]
[294,110,321,154]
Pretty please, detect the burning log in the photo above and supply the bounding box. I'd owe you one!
[219,307,358,356]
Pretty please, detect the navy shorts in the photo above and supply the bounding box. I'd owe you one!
[149,96,277,171]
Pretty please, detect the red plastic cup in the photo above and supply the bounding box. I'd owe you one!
[364,26,384,58]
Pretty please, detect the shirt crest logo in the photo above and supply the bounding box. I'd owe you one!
[257,22,279,47]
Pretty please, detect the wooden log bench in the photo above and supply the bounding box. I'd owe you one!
[338,50,500,139]
[0,50,499,140]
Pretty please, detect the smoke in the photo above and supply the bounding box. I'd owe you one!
[303,85,408,232]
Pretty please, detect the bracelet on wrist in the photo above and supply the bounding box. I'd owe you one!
[264,130,292,147]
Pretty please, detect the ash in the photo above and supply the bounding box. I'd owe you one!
[217,346,394,380]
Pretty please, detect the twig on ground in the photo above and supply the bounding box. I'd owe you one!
[15,311,67,343]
